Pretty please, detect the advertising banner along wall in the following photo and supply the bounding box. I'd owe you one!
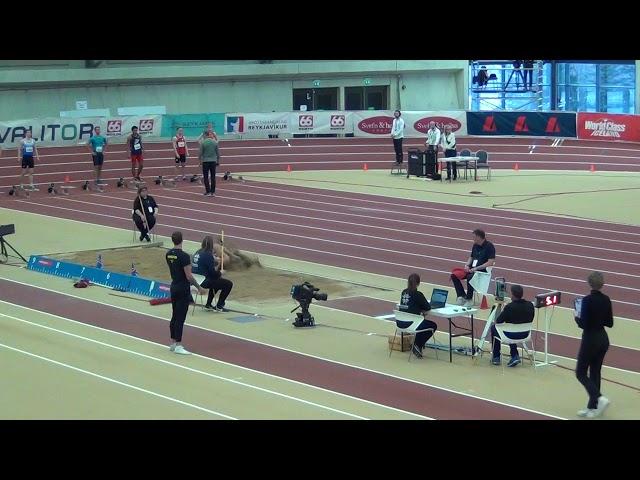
[576,112,640,142]
[351,110,468,137]
[466,111,577,137]
[0,115,163,148]
[161,113,225,138]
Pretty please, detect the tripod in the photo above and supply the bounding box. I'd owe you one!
[0,235,28,264]
[291,299,315,327]
[505,67,526,90]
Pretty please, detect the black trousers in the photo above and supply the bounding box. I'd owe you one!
[201,276,234,308]
[444,149,457,179]
[202,162,217,194]
[132,213,156,236]
[451,272,475,300]
[491,325,519,358]
[414,319,438,349]
[392,138,403,164]
[170,285,190,342]
[576,329,609,409]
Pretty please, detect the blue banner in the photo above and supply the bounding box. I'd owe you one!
[27,255,170,298]
[161,113,225,138]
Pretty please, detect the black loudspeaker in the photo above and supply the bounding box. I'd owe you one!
[407,149,425,177]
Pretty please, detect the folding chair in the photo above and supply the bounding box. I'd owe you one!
[390,310,439,362]
[493,322,537,374]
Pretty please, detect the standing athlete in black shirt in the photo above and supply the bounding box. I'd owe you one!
[165,231,207,355]
[450,229,496,307]
[398,273,437,358]
[575,271,614,418]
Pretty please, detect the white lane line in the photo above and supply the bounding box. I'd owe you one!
[0,303,428,419]
[0,342,236,419]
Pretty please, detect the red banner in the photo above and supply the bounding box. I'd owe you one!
[577,113,640,142]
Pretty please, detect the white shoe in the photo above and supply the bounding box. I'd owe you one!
[169,342,176,352]
[595,396,610,415]
[464,300,474,308]
[456,297,465,306]
[577,408,595,417]
[173,345,191,355]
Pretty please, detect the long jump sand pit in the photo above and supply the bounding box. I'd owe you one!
[56,245,385,307]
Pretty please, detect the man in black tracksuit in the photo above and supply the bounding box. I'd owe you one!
[575,271,614,418]
[491,284,534,367]
[165,231,206,355]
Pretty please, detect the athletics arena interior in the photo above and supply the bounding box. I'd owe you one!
[1,88,640,421]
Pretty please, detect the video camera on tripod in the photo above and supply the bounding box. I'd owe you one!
[290,282,328,327]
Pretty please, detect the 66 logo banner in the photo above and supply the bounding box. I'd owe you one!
[289,112,353,134]
[105,116,162,138]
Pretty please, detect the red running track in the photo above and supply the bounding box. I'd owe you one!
[2,137,640,192]
[3,177,639,321]
[0,278,555,420]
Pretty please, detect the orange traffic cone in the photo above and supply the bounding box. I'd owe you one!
[590,164,596,173]
[480,295,489,310]
[513,163,520,172]
[363,163,368,171]
[286,164,292,173]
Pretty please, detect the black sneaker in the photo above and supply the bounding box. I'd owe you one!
[203,305,216,311]
[412,344,423,358]
[204,192,210,196]
[145,234,151,242]
[215,306,229,313]
[139,234,144,242]
[491,356,501,366]
[507,356,521,367]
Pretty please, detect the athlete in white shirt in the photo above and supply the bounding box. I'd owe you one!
[390,110,405,164]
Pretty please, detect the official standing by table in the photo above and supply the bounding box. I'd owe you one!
[425,122,441,175]
[441,124,457,181]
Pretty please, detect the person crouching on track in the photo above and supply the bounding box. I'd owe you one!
[132,186,158,242]
[398,273,437,358]
[192,235,233,312]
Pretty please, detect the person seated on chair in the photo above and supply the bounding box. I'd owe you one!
[192,235,234,312]
[490,284,534,367]
[398,273,437,359]
[451,229,496,307]
[132,186,158,242]
[477,66,489,87]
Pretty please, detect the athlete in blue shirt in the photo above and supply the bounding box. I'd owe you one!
[18,129,39,190]
[87,125,108,185]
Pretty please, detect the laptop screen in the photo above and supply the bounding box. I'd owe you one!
[430,289,448,309]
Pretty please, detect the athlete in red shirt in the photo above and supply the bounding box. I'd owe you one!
[172,127,190,180]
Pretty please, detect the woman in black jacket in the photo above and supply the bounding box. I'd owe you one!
[575,271,614,418]
[191,236,234,312]
[398,273,437,358]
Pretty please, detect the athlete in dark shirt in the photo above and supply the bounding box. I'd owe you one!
[575,271,614,418]
[165,231,206,355]
[192,236,234,312]
[398,273,437,358]
[450,229,496,307]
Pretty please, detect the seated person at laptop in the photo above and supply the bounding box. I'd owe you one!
[451,229,496,307]
[491,284,534,367]
[398,273,437,359]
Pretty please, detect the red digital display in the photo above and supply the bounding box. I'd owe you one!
[535,291,562,308]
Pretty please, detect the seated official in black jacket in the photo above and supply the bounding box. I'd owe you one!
[132,186,158,242]
[491,284,534,367]
[398,273,437,359]
[192,235,234,312]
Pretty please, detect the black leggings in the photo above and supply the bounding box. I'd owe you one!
[170,285,191,342]
[445,149,457,179]
[202,162,217,194]
[392,138,403,164]
[201,276,234,308]
[132,213,156,236]
[576,329,609,409]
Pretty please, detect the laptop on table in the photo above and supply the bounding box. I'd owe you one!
[430,288,448,309]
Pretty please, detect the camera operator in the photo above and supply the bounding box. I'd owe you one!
[192,235,233,312]
[398,273,437,358]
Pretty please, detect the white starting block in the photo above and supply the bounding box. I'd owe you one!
[47,183,73,195]
[81,181,105,193]
[9,185,32,198]
[189,175,203,184]
[158,177,176,187]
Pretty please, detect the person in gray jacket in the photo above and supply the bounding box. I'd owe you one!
[199,137,220,196]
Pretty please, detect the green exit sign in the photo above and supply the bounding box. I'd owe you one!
[364,78,372,85]
[312,80,320,87]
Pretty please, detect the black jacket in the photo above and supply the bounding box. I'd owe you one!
[576,290,614,332]
[496,298,534,325]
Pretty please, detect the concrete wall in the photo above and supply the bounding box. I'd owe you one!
[0,60,468,119]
